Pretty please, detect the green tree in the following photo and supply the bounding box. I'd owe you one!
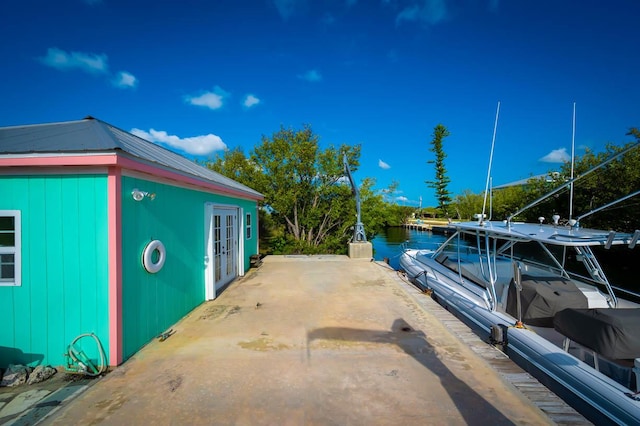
[359,179,410,237]
[426,124,452,216]
[556,128,640,231]
[247,125,362,253]
[206,146,256,186]
[451,189,484,220]
[486,128,640,230]
[207,148,276,252]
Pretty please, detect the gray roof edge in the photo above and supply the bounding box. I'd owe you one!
[93,118,263,199]
[1,116,264,200]
[0,118,89,130]
[117,150,264,199]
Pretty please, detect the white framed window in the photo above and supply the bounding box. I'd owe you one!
[246,213,252,239]
[0,210,21,286]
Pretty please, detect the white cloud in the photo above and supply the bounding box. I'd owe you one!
[395,0,448,26]
[185,86,229,110]
[396,196,409,203]
[243,94,261,108]
[539,148,570,163]
[378,159,391,169]
[113,71,137,89]
[39,47,141,91]
[298,69,322,82]
[39,47,108,73]
[131,128,227,156]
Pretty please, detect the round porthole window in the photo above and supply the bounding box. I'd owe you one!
[142,240,166,273]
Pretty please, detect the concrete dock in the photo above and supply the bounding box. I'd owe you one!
[41,255,556,425]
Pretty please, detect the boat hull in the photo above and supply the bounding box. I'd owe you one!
[399,249,640,425]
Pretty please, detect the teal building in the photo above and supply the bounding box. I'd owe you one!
[0,117,263,368]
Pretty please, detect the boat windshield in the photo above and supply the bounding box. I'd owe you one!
[436,229,618,298]
[498,241,588,276]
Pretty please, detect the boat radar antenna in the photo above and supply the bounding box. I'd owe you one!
[343,153,367,242]
[481,101,501,225]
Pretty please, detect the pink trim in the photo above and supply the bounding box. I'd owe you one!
[0,155,117,167]
[0,154,263,201]
[107,167,123,366]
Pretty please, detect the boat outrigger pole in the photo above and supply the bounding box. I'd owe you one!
[343,153,367,242]
[507,138,640,225]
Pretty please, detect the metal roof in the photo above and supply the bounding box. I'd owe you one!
[0,117,263,200]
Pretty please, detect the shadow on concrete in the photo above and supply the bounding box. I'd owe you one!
[307,318,515,426]
[0,375,95,425]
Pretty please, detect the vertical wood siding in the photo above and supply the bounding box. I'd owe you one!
[120,176,258,361]
[0,174,109,368]
[0,172,258,368]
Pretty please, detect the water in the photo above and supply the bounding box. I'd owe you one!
[371,227,447,271]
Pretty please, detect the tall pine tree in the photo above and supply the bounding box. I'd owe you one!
[426,124,451,216]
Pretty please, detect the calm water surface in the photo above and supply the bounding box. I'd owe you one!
[371,227,446,271]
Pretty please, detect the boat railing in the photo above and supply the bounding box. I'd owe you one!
[401,240,446,253]
[610,285,640,305]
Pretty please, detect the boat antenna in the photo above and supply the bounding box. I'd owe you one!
[569,102,576,220]
[489,176,493,220]
[481,101,500,224]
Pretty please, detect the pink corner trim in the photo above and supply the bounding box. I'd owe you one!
[107,167,123,366]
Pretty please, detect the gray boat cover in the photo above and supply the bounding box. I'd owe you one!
[554,308,640,360]
[506,274,588,327]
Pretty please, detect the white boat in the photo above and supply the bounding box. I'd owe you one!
[400,117,640,424]
[400,205,640,424]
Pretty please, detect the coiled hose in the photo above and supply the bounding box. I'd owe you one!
[65,333,107,376]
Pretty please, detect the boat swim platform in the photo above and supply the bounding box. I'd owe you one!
[43,255,587,425]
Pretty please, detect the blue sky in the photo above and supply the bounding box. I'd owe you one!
[1,0,639,207]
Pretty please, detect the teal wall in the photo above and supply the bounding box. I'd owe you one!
[120,176,258,360]
[0,171,258,368]
[0,174,110,369]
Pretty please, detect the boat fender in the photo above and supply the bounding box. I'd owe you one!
[142,239,166,273]
[490,324,508,347]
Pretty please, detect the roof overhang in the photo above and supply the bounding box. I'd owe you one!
[0,152,264,201]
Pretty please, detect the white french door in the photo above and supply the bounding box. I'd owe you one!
[205,204,239,300]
